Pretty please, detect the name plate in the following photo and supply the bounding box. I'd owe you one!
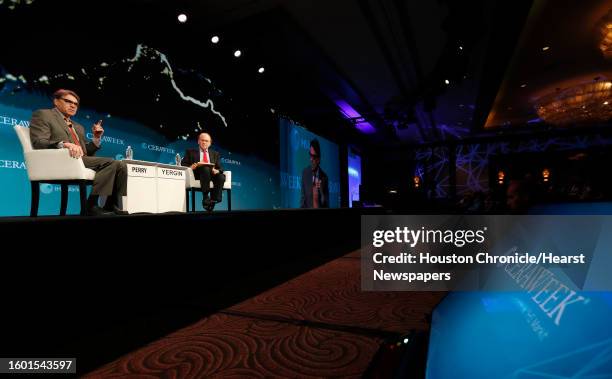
[127,164,156,178]
[157,167,185,180]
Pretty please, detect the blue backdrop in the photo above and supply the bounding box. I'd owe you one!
[0,92,280,216]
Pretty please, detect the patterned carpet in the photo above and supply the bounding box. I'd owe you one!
[85,251,445,378]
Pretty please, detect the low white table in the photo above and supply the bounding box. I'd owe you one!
[123,160,188,214]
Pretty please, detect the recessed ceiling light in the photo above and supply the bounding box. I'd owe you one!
[211,36,219,44]
[459,46,463,50]
[604,101,609,105]
[234,50,242,58]
[542,46,550,51]
[444,79,450,85]
[258,67,265,73]
[520,83,527,88]
[177,14,187,23]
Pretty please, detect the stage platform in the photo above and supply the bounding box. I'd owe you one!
[0,208,377,374]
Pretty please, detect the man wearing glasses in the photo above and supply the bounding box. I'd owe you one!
[29,89,127,216]
[181,132,225,212]
[300,138,329,208]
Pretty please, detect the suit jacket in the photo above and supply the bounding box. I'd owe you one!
[29,108,99,156]
[301,166,329,208]
[181,148,224,173]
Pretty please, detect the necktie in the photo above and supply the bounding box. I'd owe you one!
[202,150,209,163]
[65,119,80,146]
[312,172,320,209]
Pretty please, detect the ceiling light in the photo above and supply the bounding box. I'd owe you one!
[444,79,450,85]
[177,14,187,23]
[520,83,527,88]
[211,36,219,44]
[234,50,242,58]
[258,67,265,73]
[542,46,550,51]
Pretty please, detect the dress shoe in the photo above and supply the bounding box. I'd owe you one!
[202,196,211,209]
[105,204,129,215]
[206,200,218,212]
[86,205,114,216]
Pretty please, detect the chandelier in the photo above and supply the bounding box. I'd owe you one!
[599,10,612,59]
[535,80,612,125]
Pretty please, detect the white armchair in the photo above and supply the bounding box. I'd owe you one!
[185,168,232,211]
[14,125,96,216]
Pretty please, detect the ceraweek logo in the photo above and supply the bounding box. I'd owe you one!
[0,160,26,169]
[86,133,125,145]
[280,172,300,189]
[141,142,175,154]
[503,246,590,327]
[221,158,241,166]
[0,115,29,128]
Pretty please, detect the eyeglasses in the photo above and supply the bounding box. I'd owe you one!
[59,98,79,106]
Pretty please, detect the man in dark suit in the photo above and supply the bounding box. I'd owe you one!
[181,132,225,211]
[301,139,329,208]
[29,89,127,216]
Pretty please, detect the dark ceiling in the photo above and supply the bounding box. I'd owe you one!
[8,0,603,150]
[162,0,533,145]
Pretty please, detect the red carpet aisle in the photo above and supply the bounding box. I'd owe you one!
[85,251,445,378]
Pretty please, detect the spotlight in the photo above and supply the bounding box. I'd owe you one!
[520,83,527,88]
[444,79,450,85]
[258,67,265,73]
[211,35,219,44]
[177,14,187,23]
[542,46,550,51]
[234,50,242,58]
